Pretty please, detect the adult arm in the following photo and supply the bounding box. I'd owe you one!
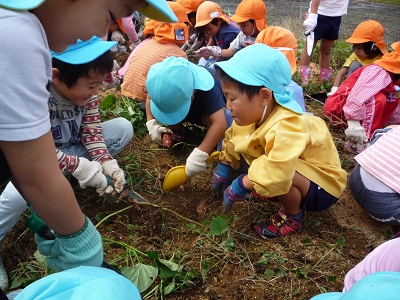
[0,132,85,235]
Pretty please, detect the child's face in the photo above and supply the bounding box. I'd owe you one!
[202,19,222,37]
[352,44,368,59]
[54,69,107,106]
[238,20,255,37]
[221,80,270,126]
[34,0,147,52]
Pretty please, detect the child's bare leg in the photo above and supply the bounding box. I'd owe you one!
[319,39,335,70]
[279,172,310,215]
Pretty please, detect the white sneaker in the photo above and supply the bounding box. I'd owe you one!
[0,254,9,292]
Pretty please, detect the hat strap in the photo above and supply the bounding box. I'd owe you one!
[257,105,268,126]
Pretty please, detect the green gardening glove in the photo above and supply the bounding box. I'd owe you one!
[35,216,103,272]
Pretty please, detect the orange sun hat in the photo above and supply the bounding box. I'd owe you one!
[346,20,388,54]
[374,41,400,74]
[194,1,230,28]
[143,2,189,46]
[255,26,298,75]
[176,0,204,14]
[230,0,267,32]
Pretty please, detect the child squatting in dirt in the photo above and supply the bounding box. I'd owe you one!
[211,43,348,238]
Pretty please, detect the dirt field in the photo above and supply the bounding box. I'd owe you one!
[2,1,400,299]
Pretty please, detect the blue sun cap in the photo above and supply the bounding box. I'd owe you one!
[215,43,303,114]
[139,0,178,22]
[146,56,214,125]
[0,0,45,10]
[13,266,142,300]
[310,272,400,300]
[50,36,117,65]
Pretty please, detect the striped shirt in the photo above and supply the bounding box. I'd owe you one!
[355,126,400,194]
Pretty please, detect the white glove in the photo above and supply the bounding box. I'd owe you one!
[146,119,168,145]
[72,157,107,195]
[327,87,338,97]
[345,120,368,151]
[303,13,318,35]
[185,148,209,177]
[195,46,222,59]
[102,159,126,193]
[111,31,125,44]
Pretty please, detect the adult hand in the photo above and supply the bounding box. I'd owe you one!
[102,159,126,193]
[146,119,168,145]
[195,46,222,59]
[185,148,209,177]
[35,216,103,272]
[211,162,232,193]
[327,86,338,97]
[223,175,251,214]
[345,120,368,151]
[303,13,318,35]
[72,157,107,195]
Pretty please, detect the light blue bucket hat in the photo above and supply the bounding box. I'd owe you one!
[310,272,400,300]
[146,56,214,125]
[14,266,141,300]
[51,36,117,64]
[215,43,303,114]
[0,0,45,10]
[0,0,177,22]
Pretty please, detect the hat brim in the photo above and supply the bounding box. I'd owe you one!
[138,0,178,23]
[150,61,214,125]
[51,38,117,64]
[230,15,249,23]
[0,0,44,10]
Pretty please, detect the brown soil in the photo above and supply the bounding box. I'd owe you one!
[2,92,395,299]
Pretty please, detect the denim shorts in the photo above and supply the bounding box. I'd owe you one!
[314,15,342,41]
[301,181,338,212]
[350,164,400,225]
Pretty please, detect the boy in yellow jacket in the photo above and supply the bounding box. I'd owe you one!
[212,44,347,238]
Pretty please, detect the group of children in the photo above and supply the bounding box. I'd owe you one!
[1,0,400,298]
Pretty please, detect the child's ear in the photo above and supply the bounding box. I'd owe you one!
[52,68,61,85]
[259,87,273,106]
[217,18,223,26]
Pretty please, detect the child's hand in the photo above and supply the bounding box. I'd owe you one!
[146,119,168,145]
[102,159,126,193]
[303,13,318,35]
[72,157,108,195]
[211,162,232,193]
[35,216,103,272]
[195,46,221,59]
[345,120,368,151]
[223,175,251,214]
[185,148,209,177]
[327,87,338,97]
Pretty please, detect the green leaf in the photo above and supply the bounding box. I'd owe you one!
[163,281,177,295]
[155,259,180,278]
[34,250,48,270]
[222,236,235,251]
[210,216,228,236]
[99,95,117,109]
[301,237,312,244]
[121,263,158,293]
[146,251,159,260]
[264,269,275,277]
[327,274,337,282]
[336,237,345,246]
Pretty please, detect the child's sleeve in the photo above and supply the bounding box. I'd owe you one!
[220,126,242,170]
[248,120,309,196]
[342,52,357,68]
[80,96,112,163]
[343,65,393,121]
[56,148,78,174]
